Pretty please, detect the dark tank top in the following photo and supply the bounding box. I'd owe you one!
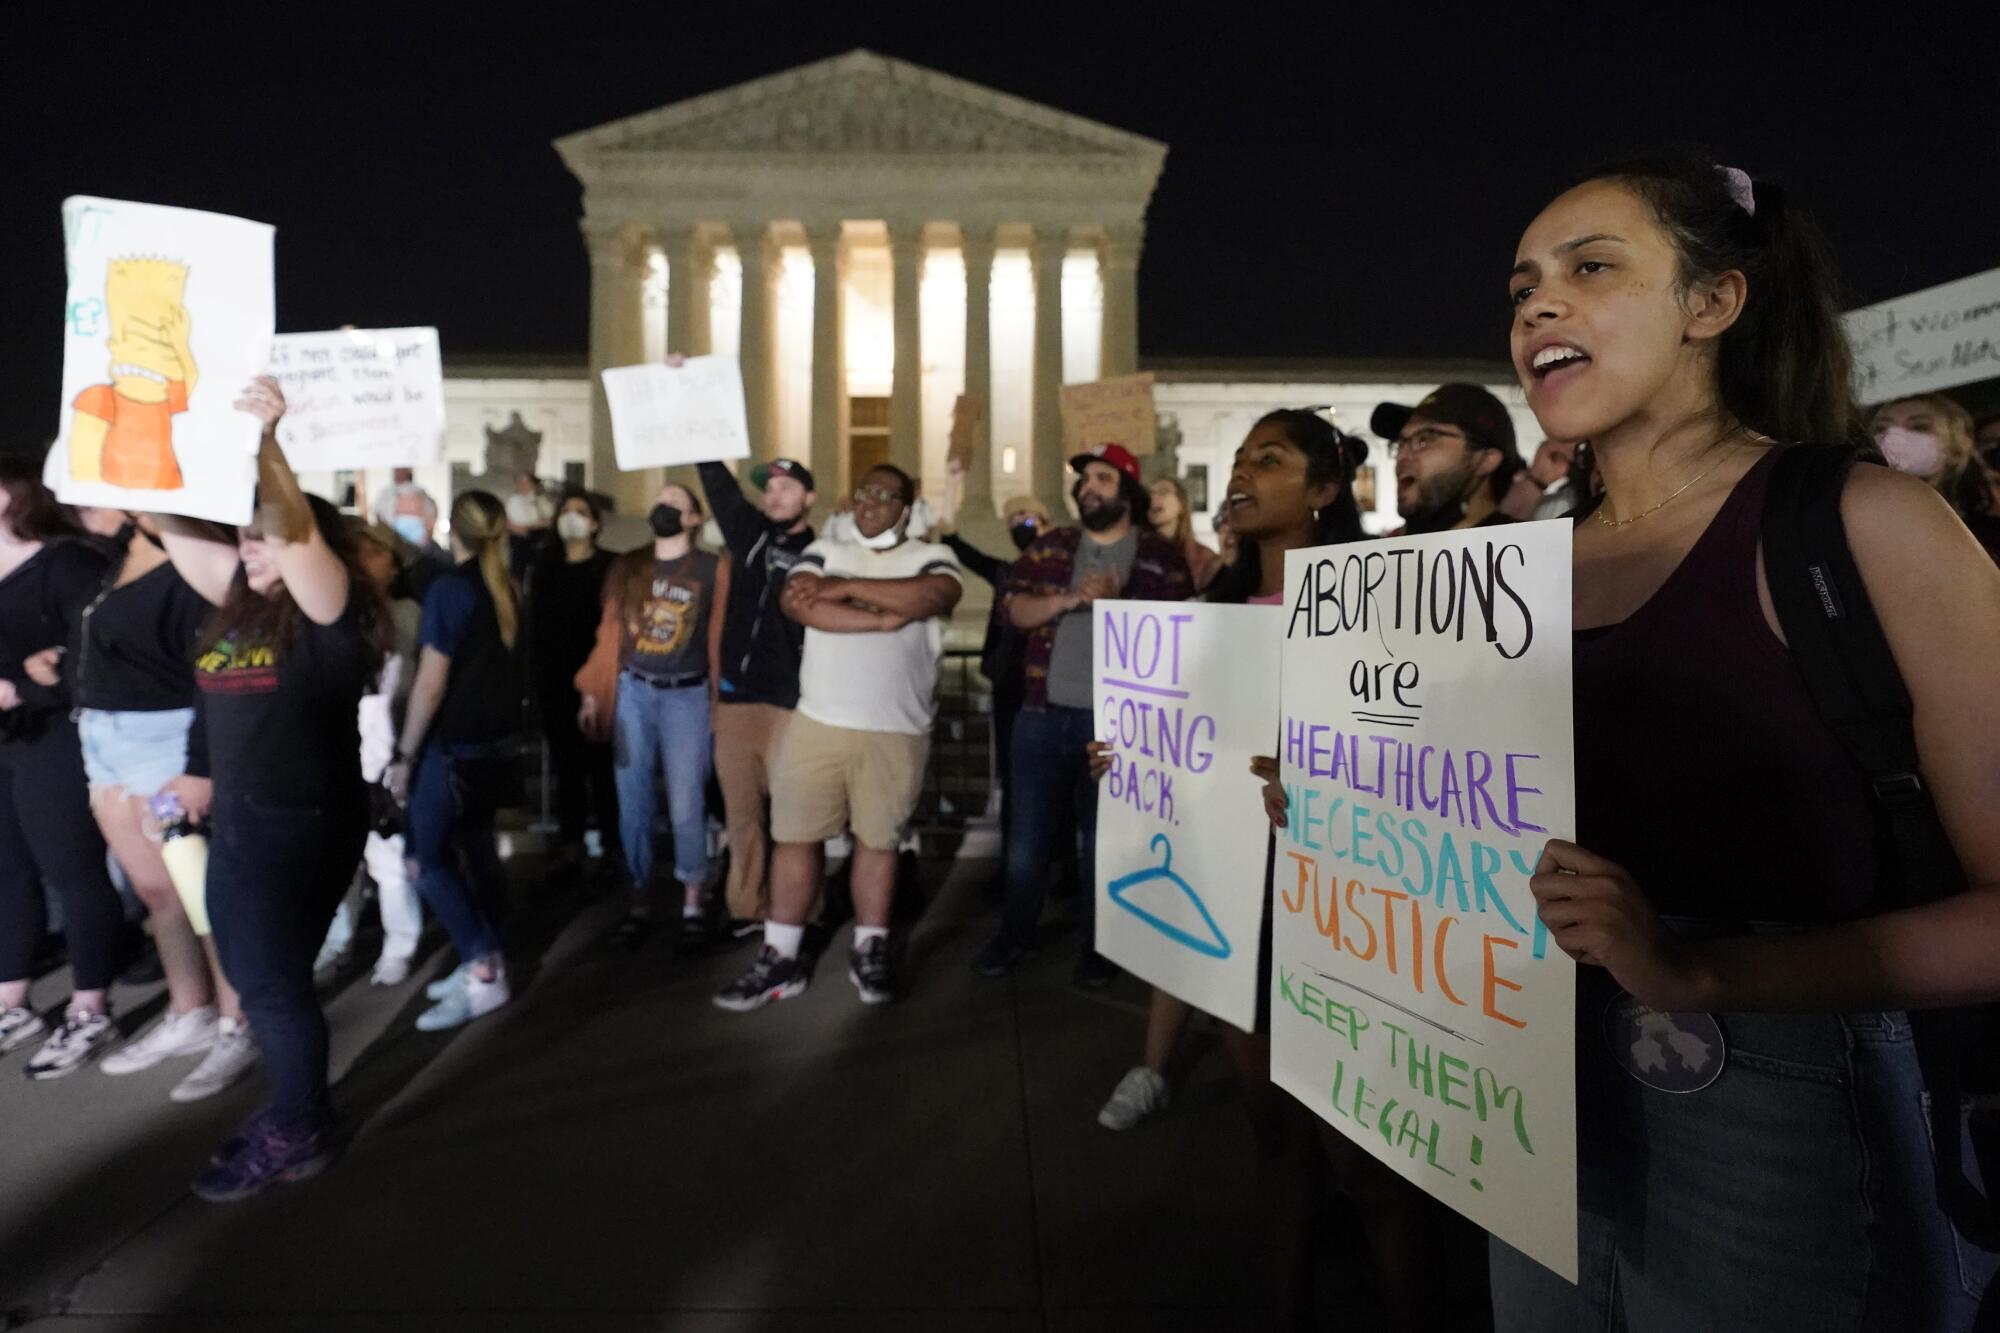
[1574,448,1881,923]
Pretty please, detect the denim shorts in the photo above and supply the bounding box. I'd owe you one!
[77,707,194,799]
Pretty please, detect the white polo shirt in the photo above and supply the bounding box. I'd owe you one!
[789,534,963,736]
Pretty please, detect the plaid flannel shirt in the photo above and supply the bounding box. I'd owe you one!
[1002,526,1193,709]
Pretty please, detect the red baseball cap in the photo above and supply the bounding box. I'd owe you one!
[1068,442,1142,486]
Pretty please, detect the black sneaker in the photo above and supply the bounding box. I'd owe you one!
[119,939,165,987]
[679,909,710,944]
[971,934,1035,978]
[612,909,651,949]
[849,936,895,1005]
[726,918,765,941]
[1073,951,1119,990]
[712,947,808,1013]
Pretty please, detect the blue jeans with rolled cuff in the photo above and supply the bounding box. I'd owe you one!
[612,674,712,890]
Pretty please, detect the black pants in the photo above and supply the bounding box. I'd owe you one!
[206,787,365,1131]
[0,722,124,991]
[540,685,617,849]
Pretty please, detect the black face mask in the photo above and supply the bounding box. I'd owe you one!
[1009,523,1039,552]
[648,504,685,539]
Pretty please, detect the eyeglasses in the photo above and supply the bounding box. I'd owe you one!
[1390,427,1467,459]
[851,484,902,506]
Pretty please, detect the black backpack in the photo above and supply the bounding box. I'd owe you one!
[1762,443,2000,1253]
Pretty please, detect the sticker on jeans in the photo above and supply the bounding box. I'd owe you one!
[1603,991,1726,1093]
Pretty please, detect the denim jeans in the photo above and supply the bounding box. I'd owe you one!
[997,705,1098,951]
[206,787,364,1131]
[405,744,505,963]
[612,676,713,889]
[1491,971,1998,1332]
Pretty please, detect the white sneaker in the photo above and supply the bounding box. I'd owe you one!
[371,954,413,987]
[415,966,510,1032]
[1097,1066,1171,1131]
[170,1018,258,1103]
[425,962,469,1001]
[26,1009,116,1080]
[101,1005,218,1076]
[0,1006,48,1054]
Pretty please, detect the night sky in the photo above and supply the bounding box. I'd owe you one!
[5,12,1996,454]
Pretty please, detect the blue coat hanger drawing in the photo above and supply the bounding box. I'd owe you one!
[1106,834,1231,960]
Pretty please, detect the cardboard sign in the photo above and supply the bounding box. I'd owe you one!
[948,393,982,472]
[1061,373,1157,458]
[271,327,444,472]
[1273,522,1579,1281]
[602,356,751,472]
[48,197,274,524]
[1847,266,2000,403]
[1093,601,1281,1031]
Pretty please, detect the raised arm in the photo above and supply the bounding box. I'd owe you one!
[697,460,761,556]
[707,555,731,705]
[155,517,242,607]
[240,377,349,626]
[942,533,1007,588]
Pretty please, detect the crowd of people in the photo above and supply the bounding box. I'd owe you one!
[4,150,2000,1329]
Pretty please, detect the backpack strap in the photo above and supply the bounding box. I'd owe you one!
[1761,443,1997,1250]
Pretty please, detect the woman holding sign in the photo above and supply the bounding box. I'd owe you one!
[1501,153,2000,1329]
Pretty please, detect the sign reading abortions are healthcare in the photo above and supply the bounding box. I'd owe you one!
[1061,373,1157,457]
[1846,265,2000,402]
[271,327,444,472]
[602,356,751,472]
[49,196,275,525]
[1093,601,1280,1032]
[1274,522,1578,1281]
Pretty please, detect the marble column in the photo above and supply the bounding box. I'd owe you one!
[887,221,925,479]
[583,222,650,515]
[956,227,1008,549]
[1030,225,1069,512]
[661,223,713,356]
[733,219,777,462]
[1099,222,1143,379]
[806,223,847,502]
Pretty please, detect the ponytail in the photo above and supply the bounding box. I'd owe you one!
[1585,150,1868,451]
[449,490,518,650]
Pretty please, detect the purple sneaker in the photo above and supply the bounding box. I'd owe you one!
[192,1116,331,1203]
[208,1109,279,1166]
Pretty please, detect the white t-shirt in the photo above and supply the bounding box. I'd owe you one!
[790,534,963,735]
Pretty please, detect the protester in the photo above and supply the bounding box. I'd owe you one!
[368,468,418,527]
[942,495,1049,884]
[1870,394,2000,564]
[505,473,554,575]
[316,520,425,986]
[971,442,1192,987]
[386,486,450,601]
[1374,383,1523,532]
[696,457,815,934]
[158,377,388,1201]
[528,488,617,873]
[577,483,726,944]
[0,463,128,1078]
[1496,151,2000,1329]
[713,464,961,1010]
[384,491,520,1031]
[1148,475,1223,591]
[1495,437,1580,521]
[54,509,254,1099]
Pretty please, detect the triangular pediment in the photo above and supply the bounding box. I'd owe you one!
[557,50,1165,164]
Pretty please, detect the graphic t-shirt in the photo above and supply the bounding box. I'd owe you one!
[617,551,718,682]
[195,591,371,804]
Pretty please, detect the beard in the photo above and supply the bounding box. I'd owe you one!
[1397,461,1479,534]
[1076,491,1129,533]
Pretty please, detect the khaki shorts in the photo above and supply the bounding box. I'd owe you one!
[769,713,930,852]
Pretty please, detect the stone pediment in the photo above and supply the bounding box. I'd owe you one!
[558,50,1164,165]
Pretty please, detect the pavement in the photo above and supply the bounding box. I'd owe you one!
[0,854,1371,1332]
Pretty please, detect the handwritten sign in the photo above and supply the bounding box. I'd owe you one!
[1847,266,2000,402]
[1274,523,1578,1281]
[1093,602,1280,1031]
[47,196,274,525]
[602,356,751,472]
[270,327,444,472]
[948,393,982,472]
[1061,373,1157,457]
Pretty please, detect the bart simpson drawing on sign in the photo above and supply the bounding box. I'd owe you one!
[70,258,197,490]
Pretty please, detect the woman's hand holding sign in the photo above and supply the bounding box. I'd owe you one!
[1530,840,1718,1012]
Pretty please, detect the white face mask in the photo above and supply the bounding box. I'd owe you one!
[1877,426,1944,478]
[555,512,593,542]
[856,516,907,550]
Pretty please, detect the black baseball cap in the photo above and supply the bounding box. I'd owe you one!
[1371,384,1519,464]
[751,458,815,493]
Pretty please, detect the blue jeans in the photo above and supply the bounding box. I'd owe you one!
[998,705,1098,951]
[612,675,712,889]
[1491,973,1997,1332]
[405,744,505,963]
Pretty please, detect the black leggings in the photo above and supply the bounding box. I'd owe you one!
[540,684,617,848]
[0,722,126,991]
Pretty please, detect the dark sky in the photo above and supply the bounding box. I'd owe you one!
[5,11,1996,453]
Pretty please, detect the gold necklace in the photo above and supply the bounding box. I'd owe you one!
[1596,457,1727,528]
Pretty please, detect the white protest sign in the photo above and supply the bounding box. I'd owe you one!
[1847,266,2000,403]
[1094,602,1280,1032]
[48,197,274,525]
[271,327,444,471]
[1274,522,1578,1281]
[602,356,751,472]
